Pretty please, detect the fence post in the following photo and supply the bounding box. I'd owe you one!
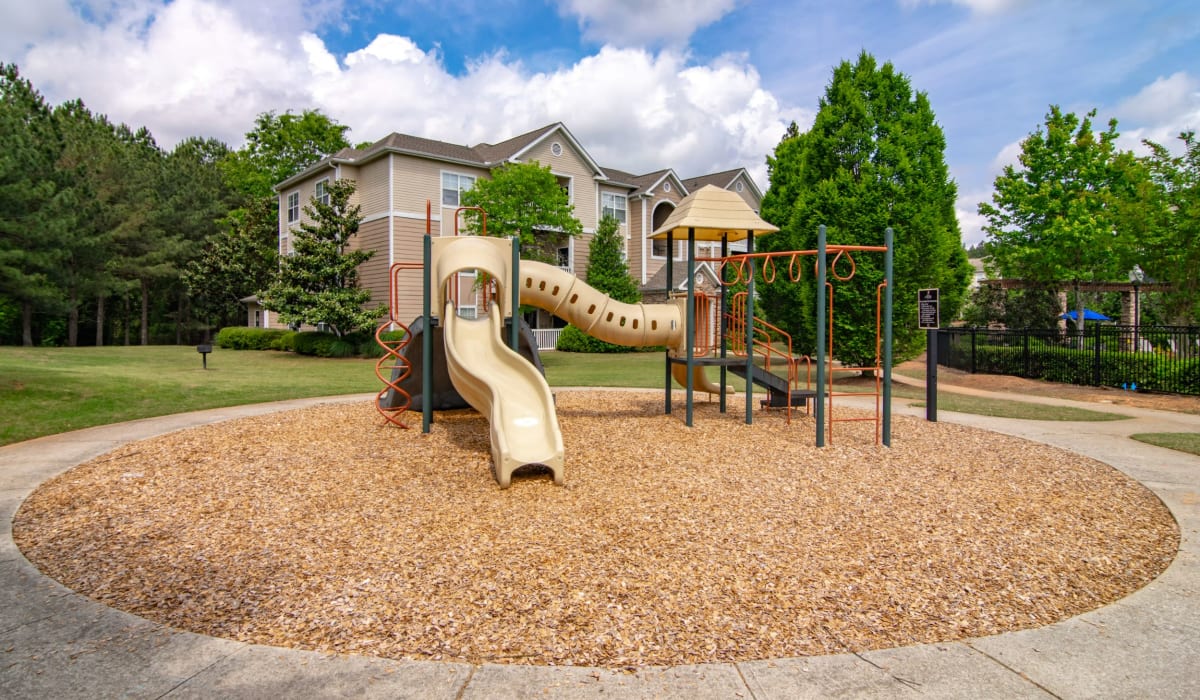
[970,327,977,374]
[1024,330,1031,377]
[1092,322,1102,386]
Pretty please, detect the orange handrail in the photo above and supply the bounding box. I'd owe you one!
[374,260,424,428]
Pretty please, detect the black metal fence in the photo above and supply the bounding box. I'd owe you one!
[936,326,1200,396]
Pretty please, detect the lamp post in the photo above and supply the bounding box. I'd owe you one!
[1129,264,1144,352]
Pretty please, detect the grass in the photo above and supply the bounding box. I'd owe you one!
[0,346,379,446]
[1130,432,1200,456]
[909,393,1129,421]
[1,345,1132,447]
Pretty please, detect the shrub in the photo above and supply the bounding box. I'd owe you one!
[554,324,634,353]
[360,329,407,358]
[215,327,291,350]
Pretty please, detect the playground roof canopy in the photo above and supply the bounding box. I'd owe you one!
[649,185,779,241]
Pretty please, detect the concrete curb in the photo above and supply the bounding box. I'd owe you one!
[2,392,1198,698]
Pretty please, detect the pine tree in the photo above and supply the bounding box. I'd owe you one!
[0,64,68,346]
[759,52,971,366]
[259,179,385,336]
[586,214,640,304]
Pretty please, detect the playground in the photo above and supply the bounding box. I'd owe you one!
[14,391,1176,667]
[5,187,1182,678]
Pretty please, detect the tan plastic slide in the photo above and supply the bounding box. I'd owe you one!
[432,237,724,488]
[433,237,563,487]
[443,300,564,487]
[518,260,726,395]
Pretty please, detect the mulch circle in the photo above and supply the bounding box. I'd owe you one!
[14,391,1178,667]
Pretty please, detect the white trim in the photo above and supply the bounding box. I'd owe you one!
[440,169,476,208]
[362,210,442,224]
[387,153,395,273]
[640,198,648,284]
[315,177,331,206]
[552,171,573,204]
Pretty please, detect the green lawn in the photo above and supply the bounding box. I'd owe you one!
[1,345,1130,447]
[1130,432,1200,456]
[0,346,380,445]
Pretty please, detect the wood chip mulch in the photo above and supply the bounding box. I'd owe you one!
[13,391,1178,668]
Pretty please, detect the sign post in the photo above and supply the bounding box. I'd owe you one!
[918,289,940,422]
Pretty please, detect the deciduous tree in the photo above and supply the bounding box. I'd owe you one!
[459,162,583,264]
[980,106,1141,329]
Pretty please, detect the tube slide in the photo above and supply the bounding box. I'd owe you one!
[443,300,564,487]
[518,261,726,395]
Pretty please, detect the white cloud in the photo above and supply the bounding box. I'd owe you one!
[956,189,993,246]
[989,137,1024,171]
[555,0,737,47]
[4,0,801,190]
[1114,71,1200,154]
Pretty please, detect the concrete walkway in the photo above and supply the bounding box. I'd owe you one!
[2,389,1198,698]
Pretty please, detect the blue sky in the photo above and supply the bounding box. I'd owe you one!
[3,0,1198,244]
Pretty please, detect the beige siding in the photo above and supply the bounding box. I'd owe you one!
[729,173,762,211]
[389,217,431,323]
[521,139,599,232]
[388,156,488,237]
[355,158,389,214]
[353,218,391,314]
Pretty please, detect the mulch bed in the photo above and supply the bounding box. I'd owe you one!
[14,391,1178,667]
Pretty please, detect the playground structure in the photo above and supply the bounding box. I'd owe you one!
[375,186,893,487]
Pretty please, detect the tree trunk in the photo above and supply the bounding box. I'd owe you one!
[123,292,130,346]
[175,294,185,345]
[67,288,79,347]
[21,301,33,347]
[95,294,106,347]
[140,279,150,346]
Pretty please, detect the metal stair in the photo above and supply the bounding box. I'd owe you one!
[729,363,816,409]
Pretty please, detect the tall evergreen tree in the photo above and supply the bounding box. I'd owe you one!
[586,214,640,304]
[0,64,68,346]
[760,52,971,366]
[259,179,385,336]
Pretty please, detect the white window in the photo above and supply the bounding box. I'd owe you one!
[315,179,330,206]
[556,174,572,203]
[601,192,627,224]
[442,172,476,206]
[286,192,300,224]
[652,238,684,260]
[557,246,570,271]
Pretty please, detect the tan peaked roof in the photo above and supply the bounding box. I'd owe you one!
[649,185,779,241]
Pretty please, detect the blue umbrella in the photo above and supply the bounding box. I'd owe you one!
[1059,309,1111,321]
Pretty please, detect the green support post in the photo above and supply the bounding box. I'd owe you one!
[686,227,695,427]
[510,236,520,351]
[422,233,433,433]
[719,234,729,414]
[883,227,893,446]
[815,225,826,447]
[745,230,755,425]
[664,230,673,415]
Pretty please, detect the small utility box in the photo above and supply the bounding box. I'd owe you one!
[197,344,212,369]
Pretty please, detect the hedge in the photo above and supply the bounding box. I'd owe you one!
[215,327,293,351]
[215,327,406,358]
[970,343,1199,394]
